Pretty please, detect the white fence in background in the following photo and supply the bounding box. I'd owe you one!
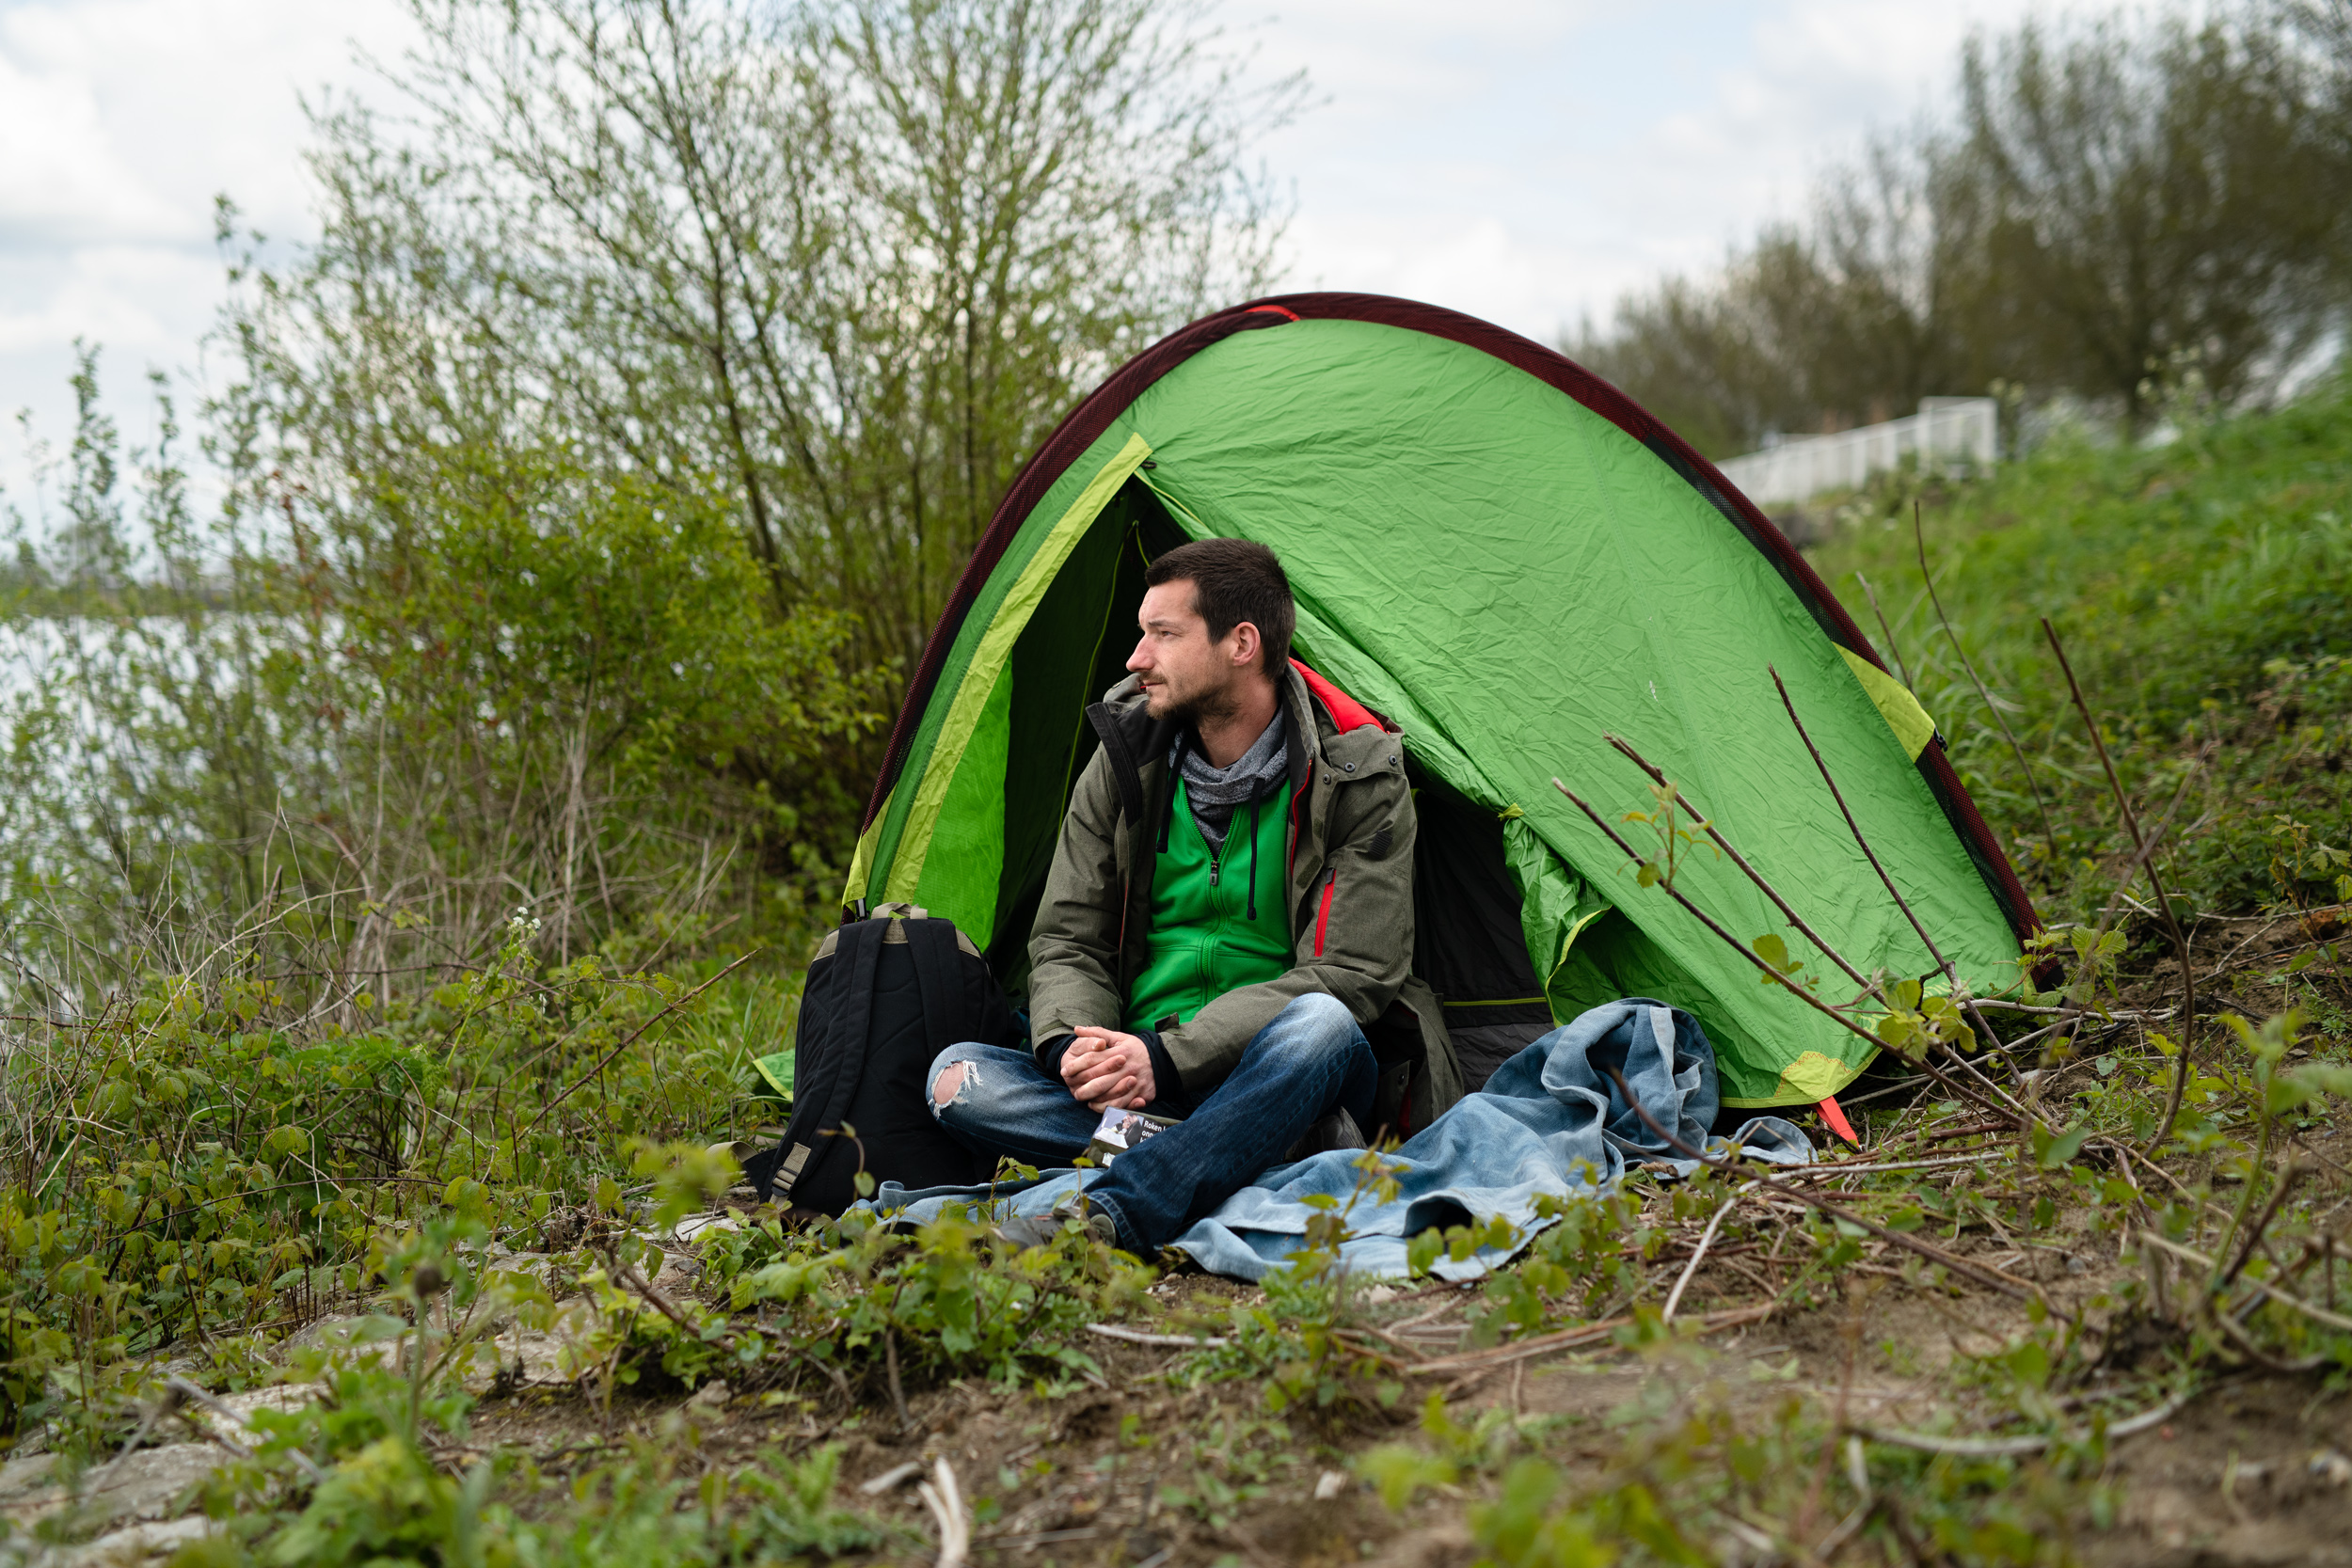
[1716,398,1998,506]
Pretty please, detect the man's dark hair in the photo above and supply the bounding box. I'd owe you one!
[1146,538,1295,675]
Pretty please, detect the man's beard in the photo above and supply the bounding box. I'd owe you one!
[1148,674,1241,731]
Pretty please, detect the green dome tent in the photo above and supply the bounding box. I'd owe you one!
[839,293,2039,1108]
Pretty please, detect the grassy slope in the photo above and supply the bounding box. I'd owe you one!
[1804,382,2352,922]
[12,391,2352,1566]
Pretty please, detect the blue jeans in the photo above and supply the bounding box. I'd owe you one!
[926,992,1377,1254]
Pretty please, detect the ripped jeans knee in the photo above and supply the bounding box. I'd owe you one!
[927,1049,983,1122]
[919,1041,1104,1169]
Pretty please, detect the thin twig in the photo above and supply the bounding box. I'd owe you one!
[1604,735,1878,998]
[1780,1155,1995,1180]
[1406,1303,1775,1376]
[1558,781,1962,1071]
[1764,667,2047,1129]
[2212,1310,2329,1373]
[1602,1065,2041,1302]
[1853,1385,2203,1457]
[2041,756,2204,1066]
[1085,1323,1231,1349]
[1768,666,2004,1056]
[884,1328,911,1433]
[1663,1190,1745,1321]
[1555,774,2026,1132]
[2218,1164,2307,1292]
[2137,1231,2352,1334]
[1855,569,1917,689]
[2041,620,2200,1148]
[1385,1291,1473,1334]
[522,949,760,1138]
[1915,503,2057,860]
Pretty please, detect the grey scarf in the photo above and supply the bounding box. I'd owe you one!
[1174,713,1289,853]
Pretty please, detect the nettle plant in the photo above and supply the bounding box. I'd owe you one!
[723,1204,1153,1398]
[0,911,746,1449]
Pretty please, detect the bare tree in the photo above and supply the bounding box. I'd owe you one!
[1569,4,2352,452]
[1947,10,2347,425]
[244,0,1299,670]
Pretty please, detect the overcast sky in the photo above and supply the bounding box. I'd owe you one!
[0,0,2066,511]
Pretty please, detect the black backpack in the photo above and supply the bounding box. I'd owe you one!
[742,904,1021,1214]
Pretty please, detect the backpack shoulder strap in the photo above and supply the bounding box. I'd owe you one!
[761,920,887,1202]
[902,917,965,1054]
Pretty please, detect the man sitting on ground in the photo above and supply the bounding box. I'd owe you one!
[925,539,1418,1254]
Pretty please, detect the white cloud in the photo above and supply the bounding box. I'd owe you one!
[1253,0,2074,344]
[0,21,184,246]
[0,0,414,504]
[0,242,213,353]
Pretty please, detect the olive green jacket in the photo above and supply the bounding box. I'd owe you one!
[1026,665,1463,1119]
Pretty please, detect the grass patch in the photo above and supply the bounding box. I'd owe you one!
[1806,378,2352,921]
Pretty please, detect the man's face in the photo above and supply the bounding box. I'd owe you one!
[1128,580,1253,723]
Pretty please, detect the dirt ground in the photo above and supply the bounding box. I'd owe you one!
[15,909,2352,1566]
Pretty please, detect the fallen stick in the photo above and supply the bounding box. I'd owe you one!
[918,1457,969,1568]
[1923,1119,2012,1144]
[2136,1231,2352,1334]
[1084,1323,1230,1349]
[1663,1189,1745,1321]
[2212,1310,2329,1374]
[1384,1290,1475,1333]
[1407,1302,1777,1377]
[1852,1384,2204,1458]
[1600,1064,2042,1303]
[1779,1154,1994,1179]
[860,1461,925,1496]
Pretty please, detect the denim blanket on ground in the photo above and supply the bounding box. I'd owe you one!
[867,998,1814,1282]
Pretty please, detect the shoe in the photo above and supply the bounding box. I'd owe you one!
[996,1207,1120,1252]
[1283,1107,1368,1163]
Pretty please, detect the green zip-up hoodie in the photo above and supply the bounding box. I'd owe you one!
[1026,662,1463,1118]
[1123,777,1295,1036]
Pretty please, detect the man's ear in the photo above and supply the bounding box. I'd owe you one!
[1226,620,1262,670]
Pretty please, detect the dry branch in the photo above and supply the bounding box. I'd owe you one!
[1085,1323,1230,1349]
[1663,1189,1745,1321]
[1603,734,1878,999]
[1551,774,2013,1133]
[1768,665,2003,1057]
[1406,1302,1777,1376]
[1853,1385,2203,1457]
[918,1458,970,1568]
[2041,618,2201,1146]
[1599,1064,2042,1303]
[2137,1231,2352,1333]
[1916,502,2058,859]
